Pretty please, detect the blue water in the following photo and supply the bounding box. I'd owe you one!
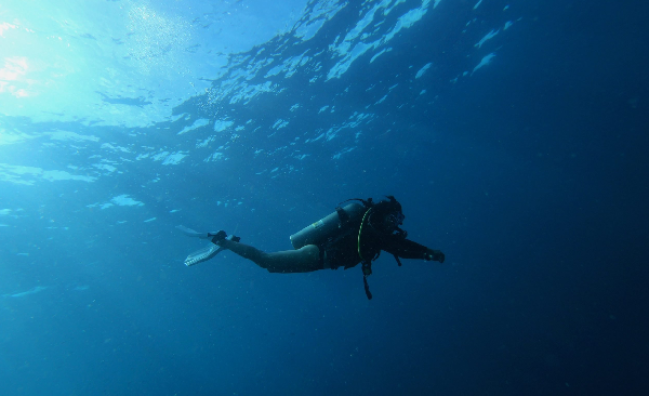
[1,0,648,395]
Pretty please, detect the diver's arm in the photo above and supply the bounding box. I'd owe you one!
[383,237,445,263]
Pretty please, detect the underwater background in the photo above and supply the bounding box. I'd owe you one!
[1,0,647,395]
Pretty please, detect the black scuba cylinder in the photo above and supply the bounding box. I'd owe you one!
[290,202,366,249]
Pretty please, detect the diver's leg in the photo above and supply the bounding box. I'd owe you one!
[216,239,321,273]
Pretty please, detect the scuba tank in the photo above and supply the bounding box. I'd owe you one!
[290,202,366,249]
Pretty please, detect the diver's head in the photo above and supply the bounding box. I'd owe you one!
[383,210,405,230]
[370,196,405,234]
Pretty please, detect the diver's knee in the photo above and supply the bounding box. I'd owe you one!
[302,244,320,261]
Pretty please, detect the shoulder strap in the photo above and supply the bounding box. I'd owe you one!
[335,206,351,225]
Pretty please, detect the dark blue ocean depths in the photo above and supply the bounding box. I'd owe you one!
[1,0,647,395]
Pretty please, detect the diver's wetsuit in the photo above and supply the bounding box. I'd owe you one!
[216,218,438,274]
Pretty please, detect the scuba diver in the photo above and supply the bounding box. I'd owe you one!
[178,196,445,299]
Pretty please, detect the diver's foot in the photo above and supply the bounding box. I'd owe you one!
[210,230,227,244]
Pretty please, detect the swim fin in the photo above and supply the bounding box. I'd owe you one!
[176,225,219,239]
[182,234,241,266]
[184,244,226,266]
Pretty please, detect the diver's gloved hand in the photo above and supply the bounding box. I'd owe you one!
[425,249,445,263]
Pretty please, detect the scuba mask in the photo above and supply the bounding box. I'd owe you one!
[371,208,406,237]
[387,211,405,226]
